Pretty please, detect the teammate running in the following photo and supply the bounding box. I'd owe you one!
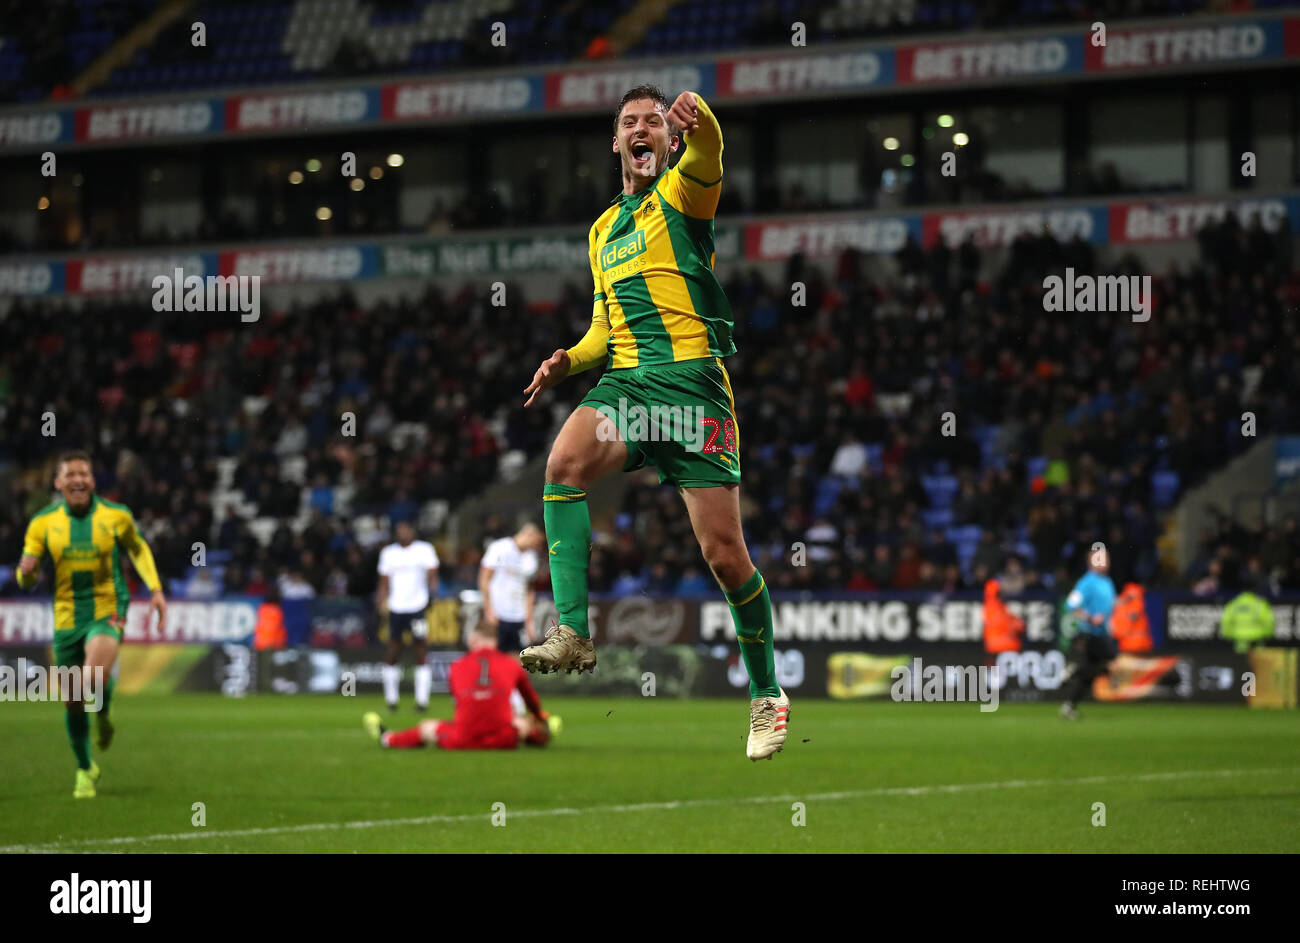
[16,451,167,798]
[519,85,788,760]
[363,622,554,750]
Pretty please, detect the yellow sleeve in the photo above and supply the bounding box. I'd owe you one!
[17,516,46,589]
[664,93,723,219]
[565,224,612,375]
[22,515,47,559]
[117,512,162,593]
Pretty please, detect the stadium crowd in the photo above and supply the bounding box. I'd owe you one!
[2,212,1296,602]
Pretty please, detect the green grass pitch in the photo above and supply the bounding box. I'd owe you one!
[1,694,1296,853]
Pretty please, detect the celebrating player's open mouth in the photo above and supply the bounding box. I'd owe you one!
[628,139,656,174]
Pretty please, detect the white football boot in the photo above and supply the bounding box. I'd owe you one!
[746,688,790,761]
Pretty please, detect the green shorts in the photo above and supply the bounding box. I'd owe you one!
[52,618,123,668]
[580,356,741,489]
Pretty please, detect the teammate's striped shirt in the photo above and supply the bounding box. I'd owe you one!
[21,495,162,631]
[570,94,733,372]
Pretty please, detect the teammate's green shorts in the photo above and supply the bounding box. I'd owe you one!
[52,619,123,668]
[580,356,741,488]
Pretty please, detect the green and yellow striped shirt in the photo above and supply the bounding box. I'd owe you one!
[569,94,734,372]
[21,495,161,631]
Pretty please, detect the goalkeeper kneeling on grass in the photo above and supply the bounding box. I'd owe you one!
[364,622,556,750]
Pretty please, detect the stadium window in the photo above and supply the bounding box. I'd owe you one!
[1092,94,1188,193]
[1252,89,1295,191]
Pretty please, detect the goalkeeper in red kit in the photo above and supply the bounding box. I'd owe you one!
[363,622,554,750]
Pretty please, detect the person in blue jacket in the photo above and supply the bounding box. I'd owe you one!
[1060,542,1118,720]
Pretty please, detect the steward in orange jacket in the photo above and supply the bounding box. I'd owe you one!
[1109,582,1152,653]
[983,579,1026,653]
[254,600,286,650]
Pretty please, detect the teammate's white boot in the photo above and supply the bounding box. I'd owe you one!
[746,688,790,761]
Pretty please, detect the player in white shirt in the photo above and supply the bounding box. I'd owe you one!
[479,523,545,654]
[376,521,440,712]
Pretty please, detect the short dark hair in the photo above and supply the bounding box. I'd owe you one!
[613,84,675,135]
[56,450,92,471]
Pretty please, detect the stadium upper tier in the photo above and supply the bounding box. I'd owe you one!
[0,0,1233,104]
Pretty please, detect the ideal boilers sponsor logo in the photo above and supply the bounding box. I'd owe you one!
[1088,20,1276,71]
[0,110,69,147]
[0,261,60,296]
[385,77,536,119]
[50,874,150,924]
[699,597,1058,643]
[898,35,1078,84]
[600,229,648,277]
[926,206,1103,249]
[747,216,918,260]
[718,51,890,96]
[546,65,709,109]
[232,88,377,130]
[1112,197,1300,243]
[76,101,217,142]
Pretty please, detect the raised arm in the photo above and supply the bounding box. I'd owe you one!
[666,91,723,218]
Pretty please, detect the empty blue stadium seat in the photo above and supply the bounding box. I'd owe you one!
[922,474,959,508]
[922,508,954,531]
[813,476,844,517]
[1151,470,1180,509]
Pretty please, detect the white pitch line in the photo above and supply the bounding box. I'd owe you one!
[3,766,1293,854]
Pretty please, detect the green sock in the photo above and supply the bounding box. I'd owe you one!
[543,482,591,639]
[65,709,91,770]
[99,675,114,721]
[725,569,779,699]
